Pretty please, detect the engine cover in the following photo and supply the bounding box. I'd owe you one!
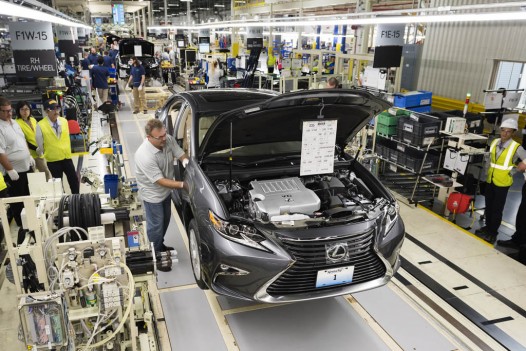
[248,177,321,221]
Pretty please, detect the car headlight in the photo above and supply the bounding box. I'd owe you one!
[209,210,269,252]
[383,202,399,237]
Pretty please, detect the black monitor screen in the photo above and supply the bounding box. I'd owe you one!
[185,50,197,64]
[373,45,403,68]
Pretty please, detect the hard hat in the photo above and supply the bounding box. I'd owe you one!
[500,118,518,130]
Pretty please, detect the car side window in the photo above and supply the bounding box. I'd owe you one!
[168,100,183,136]
[198,116,218,147]
[175,105,193,157]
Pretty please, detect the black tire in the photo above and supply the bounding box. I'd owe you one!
[188,219,208,289]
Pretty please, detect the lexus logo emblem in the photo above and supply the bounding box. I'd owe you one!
[326,243,349,262]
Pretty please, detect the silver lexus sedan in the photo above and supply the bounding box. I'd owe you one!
[157,88,404,303]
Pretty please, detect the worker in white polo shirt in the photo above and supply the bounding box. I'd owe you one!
[135,119,188,271]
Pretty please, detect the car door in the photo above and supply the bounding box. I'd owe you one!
[171,102,193,207]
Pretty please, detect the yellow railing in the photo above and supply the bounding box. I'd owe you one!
[432,95,526,136]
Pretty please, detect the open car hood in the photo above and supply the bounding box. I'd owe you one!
[119,39,154,57]
[199,89,391,157]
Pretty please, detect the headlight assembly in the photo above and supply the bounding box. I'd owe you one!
[383,202,399,237]
[208,210,270,252]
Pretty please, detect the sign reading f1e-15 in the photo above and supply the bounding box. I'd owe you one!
[9,22,57,77]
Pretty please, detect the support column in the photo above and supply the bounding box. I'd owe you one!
[142,7,147,38]
[148,1,153,26]
[164,0,168,25]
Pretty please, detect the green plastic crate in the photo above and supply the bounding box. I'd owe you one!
[376,123,397,136]
[377,112,400,126]
[388,108,412,116]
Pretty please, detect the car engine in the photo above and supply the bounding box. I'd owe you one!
[214,170,387,224]
[248,177,321,222]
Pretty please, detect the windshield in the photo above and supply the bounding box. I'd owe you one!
[198,115,220,147]
[208,141,302,157]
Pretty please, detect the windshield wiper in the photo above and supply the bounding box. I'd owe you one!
[201,159,247,167]
[243,155,300,166]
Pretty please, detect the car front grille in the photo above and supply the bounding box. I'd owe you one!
[267,229,386,296]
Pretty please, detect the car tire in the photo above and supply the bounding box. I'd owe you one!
[188,219,208,289]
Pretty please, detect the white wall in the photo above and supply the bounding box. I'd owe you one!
[417,0,526,104]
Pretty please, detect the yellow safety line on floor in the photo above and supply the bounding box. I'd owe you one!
[157,284,198,293]
[220,301,292,316]
[416,204,494,247]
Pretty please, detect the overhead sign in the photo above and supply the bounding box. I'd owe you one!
[112,4,125,25]
[376,24,405,47]
[9,22,54,51]
[199,28,210,38]
[247,26,263,39]
[56,26,76,42]
[13,50,57,77]
[77,28,87,46]
[10,22,56,77]
[57,25,80,62]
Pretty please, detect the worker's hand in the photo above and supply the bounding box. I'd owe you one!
[180,181,189,192]
[182,158,189,168]
[138,84,143,91]
[517,162,526,173]
[28,157,36,169]
[7,169,19,181]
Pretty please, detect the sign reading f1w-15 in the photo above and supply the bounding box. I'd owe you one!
[9,22,57,77]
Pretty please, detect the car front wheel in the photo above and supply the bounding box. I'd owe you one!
[188,219,208,289]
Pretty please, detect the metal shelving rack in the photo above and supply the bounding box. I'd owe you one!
[373,110,446,206]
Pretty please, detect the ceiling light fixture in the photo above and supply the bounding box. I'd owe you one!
[0,1,90,28]
[214,4,225,7]
[149,2,526,32]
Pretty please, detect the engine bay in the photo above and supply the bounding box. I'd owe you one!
[214,169,391,225]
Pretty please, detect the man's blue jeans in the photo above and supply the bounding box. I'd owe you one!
[143,196,172,252]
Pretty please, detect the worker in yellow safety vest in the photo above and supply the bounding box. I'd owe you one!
[267,50,276,74]
[476,118,526,243]
[35,99,80,194]
[15,101,52,180]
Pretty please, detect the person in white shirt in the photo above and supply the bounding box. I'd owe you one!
[207,59,223,88]
[135,119,188,270]
[0,97,34,226]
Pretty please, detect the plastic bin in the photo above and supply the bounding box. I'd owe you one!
[404,148,439,172]
[104,174,119,199]
[393,90,432,108]
[376,123,397,136]
[407,105,432,113]
[377,112,400,126]
[398,115,441,138]
[397,130,437,147]
[387,148,406,165]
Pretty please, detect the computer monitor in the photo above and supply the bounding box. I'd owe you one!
[199,43,210,54]
[177,40,185,48]
[373,45,403,68]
